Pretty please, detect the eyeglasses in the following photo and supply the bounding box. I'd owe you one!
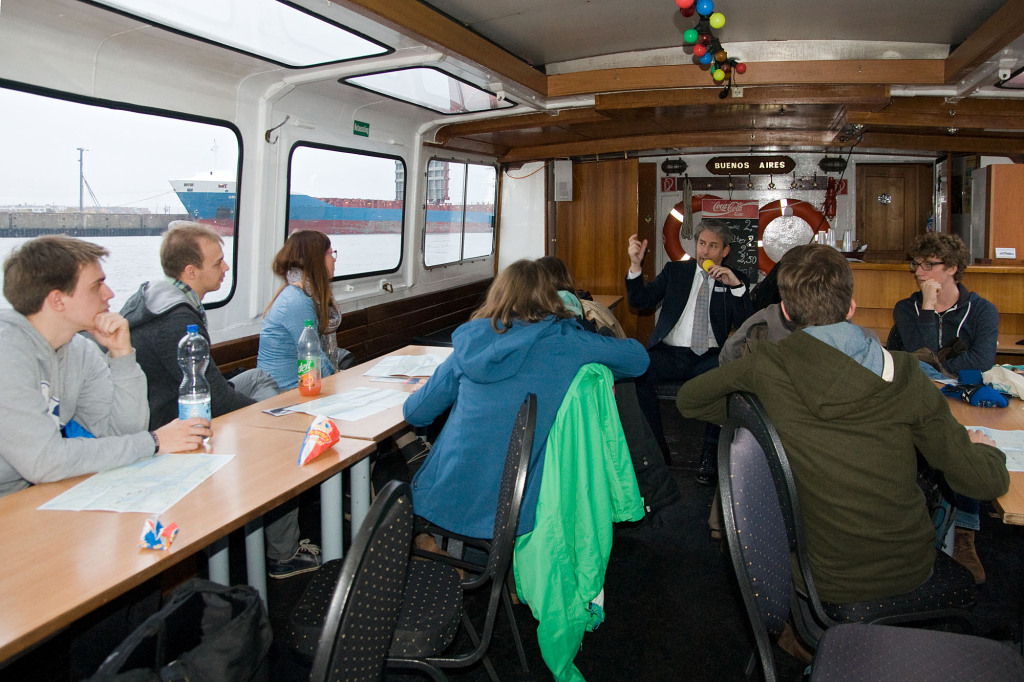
[909,260,944,272]
[327,249,338,258]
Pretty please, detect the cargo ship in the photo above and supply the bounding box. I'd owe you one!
[171,175,493,234]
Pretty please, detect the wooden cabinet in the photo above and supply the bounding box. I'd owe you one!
[855,164,933,262]
[979,163,1024,261]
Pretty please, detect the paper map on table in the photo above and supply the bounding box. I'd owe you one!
[363,354,445,378]
[964,427,1024,472]
[39,454,234,514]
[285,387,408,421]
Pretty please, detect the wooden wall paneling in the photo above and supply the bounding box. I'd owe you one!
[555,159,644,339]
[635,162,658,344]
[212,279,491,373]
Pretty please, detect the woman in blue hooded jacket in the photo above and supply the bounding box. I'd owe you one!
[403,259,650,539]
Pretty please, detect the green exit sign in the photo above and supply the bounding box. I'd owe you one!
[353,120,369,137]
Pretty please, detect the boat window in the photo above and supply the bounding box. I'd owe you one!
[84,0,391,68]
[0,85,241,311]
[342,68,516,115]
[424,160,497,268]
[287,144,405,279]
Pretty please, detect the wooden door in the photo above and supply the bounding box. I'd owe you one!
[554,158,654,341]
[856,163,934,262]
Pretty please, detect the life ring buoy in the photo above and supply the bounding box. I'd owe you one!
[757,200,830,274]
[662,194,721,261]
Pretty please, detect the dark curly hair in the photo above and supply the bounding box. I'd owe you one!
[907,233,970,282]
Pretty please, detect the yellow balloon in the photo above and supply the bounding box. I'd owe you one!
[710,12,725,29]
[713,69,725,82]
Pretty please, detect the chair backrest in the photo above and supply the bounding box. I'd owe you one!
[310,480,413,682]
[469,392,536,590]
[718,420,793,682]
[724,393,832,626]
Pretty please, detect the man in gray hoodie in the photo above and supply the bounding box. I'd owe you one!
[0,236,210,498]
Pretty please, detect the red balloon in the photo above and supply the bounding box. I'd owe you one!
[722,63,732,72]
[693,44,707,57]
[681,6,696,17]
[699,33,713,45]
[674,0,695,8]
[735,62,747,74]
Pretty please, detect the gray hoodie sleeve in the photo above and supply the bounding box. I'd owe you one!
[0,334,155,495]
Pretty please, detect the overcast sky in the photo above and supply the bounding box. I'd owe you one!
[0,87,495,212]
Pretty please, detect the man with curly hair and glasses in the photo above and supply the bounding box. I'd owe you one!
[893,231,999,586]
[892,232,998,374]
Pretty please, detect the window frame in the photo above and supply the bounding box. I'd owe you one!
[78,0,394,69]
[0,78,243,310]
[341,66,517,116]
[285,141,407,281]
[422,157,498,270]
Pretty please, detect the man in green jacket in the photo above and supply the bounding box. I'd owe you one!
[676,243,1008,604]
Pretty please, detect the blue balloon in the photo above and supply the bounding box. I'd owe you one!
[699,52,713,65]
[696,0,714,16]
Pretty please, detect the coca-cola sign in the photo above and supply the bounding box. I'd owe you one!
[702,198,758,219]
[705,155,795,175]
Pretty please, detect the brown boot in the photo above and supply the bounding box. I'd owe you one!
[777,622,813,664]
[953,528,986,584]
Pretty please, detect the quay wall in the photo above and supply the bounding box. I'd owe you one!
[0,213,190,237]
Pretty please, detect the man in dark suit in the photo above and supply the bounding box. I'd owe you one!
[626,223,752,482]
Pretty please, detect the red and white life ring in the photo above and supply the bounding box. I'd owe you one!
[661,194,720,261]
[662,195,830,275]
[757,200,830,274]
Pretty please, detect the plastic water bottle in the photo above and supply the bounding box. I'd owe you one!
[298,319,322,396]
[177,324,212,421]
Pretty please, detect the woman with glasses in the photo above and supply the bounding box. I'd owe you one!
[258,230,350,390]
[892,231,998,588]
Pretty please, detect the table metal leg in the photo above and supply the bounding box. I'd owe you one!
[320,472,343,562]
[244,519,267,603]
[351,457,371,534]
[207,536,230,585]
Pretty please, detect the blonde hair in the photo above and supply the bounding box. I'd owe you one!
[472,259,572,333]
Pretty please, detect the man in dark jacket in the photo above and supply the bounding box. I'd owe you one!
[625,223,752,481]
[678,243,1008,604]
[121,222,319,579]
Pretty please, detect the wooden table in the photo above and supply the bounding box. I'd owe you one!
[592,293,624,310]
[228,345,453,439]
[0,423,374,663]
[946,398,1024,525]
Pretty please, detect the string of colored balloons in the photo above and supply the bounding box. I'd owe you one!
[674,0,746,92]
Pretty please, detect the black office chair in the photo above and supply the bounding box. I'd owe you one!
[302,480,414,682]
[719,416,1024,682]
[721,392,976,651]
[388,393,537,682]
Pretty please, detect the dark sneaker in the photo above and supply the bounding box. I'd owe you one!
[696,449,716,486]
[268,539,321,579]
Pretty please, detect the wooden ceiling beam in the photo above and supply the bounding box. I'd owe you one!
[433,109,609,145]
[853,132,1024,154]
[846,110,1024,130]
[595,85,891,110]
[856,96,1024,116]
[549,60,944,98]
[944,0,1024,84]
[500,129,834,163]
[336,0,547,95]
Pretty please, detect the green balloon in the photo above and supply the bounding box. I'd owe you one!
[683,28,698,43]
[710,12,725,29]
